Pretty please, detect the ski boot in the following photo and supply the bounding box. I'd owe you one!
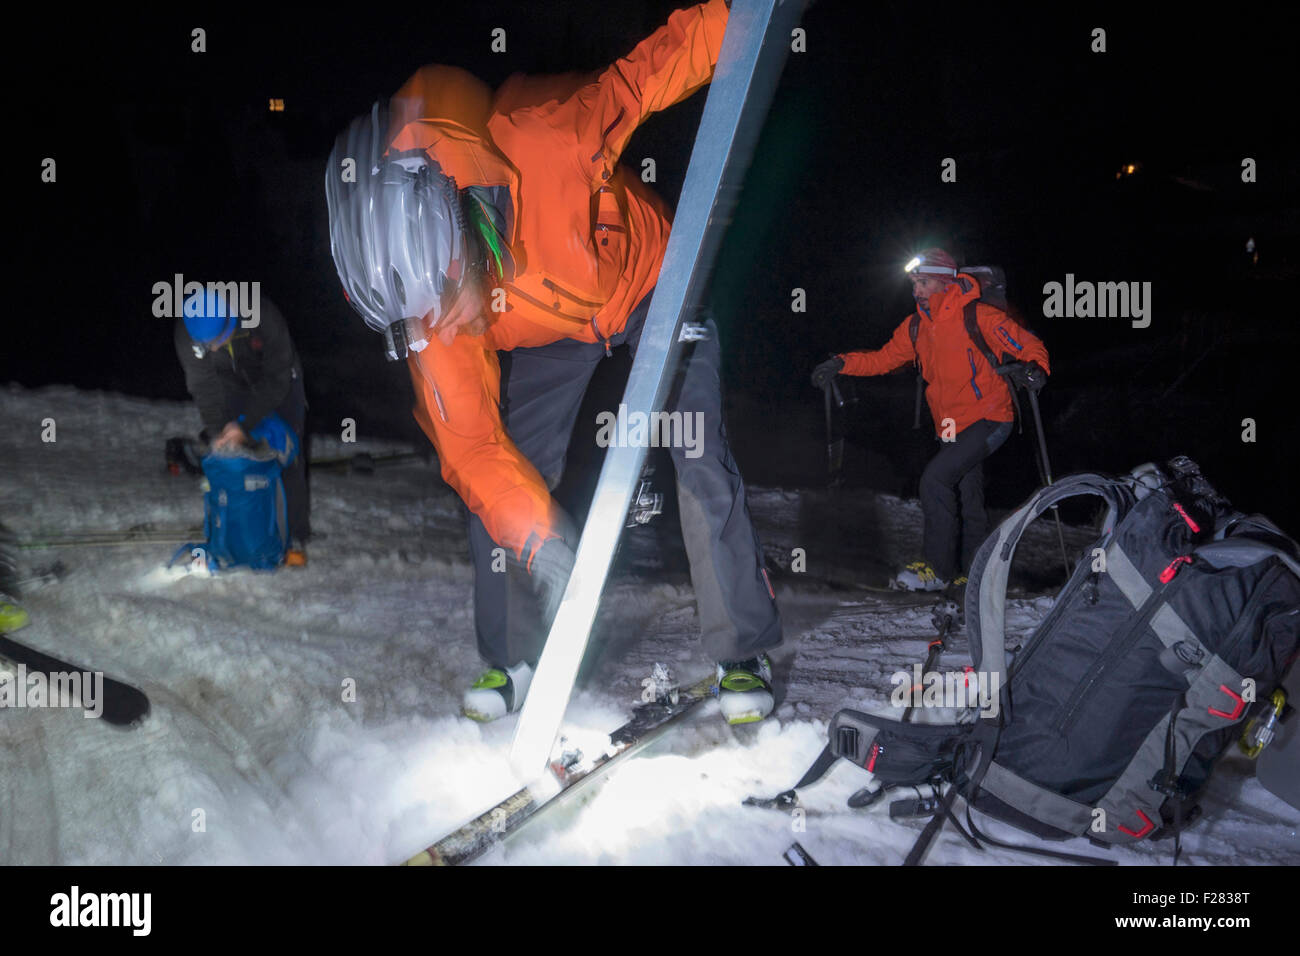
[285,540,308,568]
[462,662,533,723]
[891,561,947,592]
[717,655,775,725]
[0,600,30,633]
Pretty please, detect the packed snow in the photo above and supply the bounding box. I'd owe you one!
[1,384,1296,865]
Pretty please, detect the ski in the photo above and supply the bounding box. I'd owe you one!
[14,560,69,590]
[405,672,715,866]
[19,526,202,549]
[0,634,151,728]
[309,449,432,474]
[169,432,433,476]
[510,0,807,776]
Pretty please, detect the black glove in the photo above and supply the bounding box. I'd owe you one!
[999,360,1046,394]
[811,355,845,390]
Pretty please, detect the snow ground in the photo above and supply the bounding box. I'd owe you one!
[1,384,1296,866]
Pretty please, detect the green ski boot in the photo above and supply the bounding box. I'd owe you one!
[717,655,775,725]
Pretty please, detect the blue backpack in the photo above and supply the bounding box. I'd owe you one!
[171,415,299,572]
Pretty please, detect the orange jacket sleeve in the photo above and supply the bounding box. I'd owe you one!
[974,304,1051,374]
[577,0,730,182]
[407,335,558,561]
[839,317,918,377]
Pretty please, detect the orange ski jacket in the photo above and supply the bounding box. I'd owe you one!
[391,0,729,560]
[839,275,1051,436]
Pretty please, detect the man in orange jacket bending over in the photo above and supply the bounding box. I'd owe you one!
[326,0,781,724]
[812,248,1051,592]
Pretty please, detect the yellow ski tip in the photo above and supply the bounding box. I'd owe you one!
[402,849,449,866]
[0,603,30,633]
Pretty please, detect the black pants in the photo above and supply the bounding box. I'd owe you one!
[919,419,1013,580]
[275,375,311,544]
[468,295,782,668]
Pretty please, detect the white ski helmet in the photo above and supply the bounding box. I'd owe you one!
[325,102,471,360]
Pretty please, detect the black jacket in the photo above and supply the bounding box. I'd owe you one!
[173,296,302,434]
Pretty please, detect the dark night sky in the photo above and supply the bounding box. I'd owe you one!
[10,2,1299,528]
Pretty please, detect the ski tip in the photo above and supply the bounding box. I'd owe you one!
[783,841,820,867]
[100,688,151,730]
[99,705,152,731]
[404,847,452,866]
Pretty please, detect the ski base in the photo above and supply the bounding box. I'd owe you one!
[0,634,151,728]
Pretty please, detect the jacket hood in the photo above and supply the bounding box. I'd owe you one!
[390,65,492,140]
[387,65,517,192]
[947,272,983,309]
[924,272,982,316]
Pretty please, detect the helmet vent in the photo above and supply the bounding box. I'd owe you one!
[391,268,406,307]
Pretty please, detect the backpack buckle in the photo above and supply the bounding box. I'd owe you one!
[1207,684,1246,720]
[1148,770,1184,799]
[1116,808,1156,839]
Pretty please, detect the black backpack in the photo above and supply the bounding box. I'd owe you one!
[778,456,1300,864]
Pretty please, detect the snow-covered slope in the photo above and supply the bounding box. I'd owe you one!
[1,384,1296,865]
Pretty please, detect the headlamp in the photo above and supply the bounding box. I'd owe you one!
[382,315,432,362]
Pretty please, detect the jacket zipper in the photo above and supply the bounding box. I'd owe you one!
[540,278,610,354]
[504,281,611,353]
[1009,551,1099,684]
[225,339,254,387]
[1053,557,1197,734]
[995,325,1024,353]
[967,348,983,399]
[590,317,611,356]
[1213,563,1285,667]
[542,278,603,309]
[504,282,589,324]
[590,107,627,163]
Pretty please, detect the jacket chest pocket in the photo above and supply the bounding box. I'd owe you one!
[593,186,628,300]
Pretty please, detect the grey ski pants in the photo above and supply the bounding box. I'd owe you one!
[468,294,782,669]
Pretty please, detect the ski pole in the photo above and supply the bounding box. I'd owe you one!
[902,599,959,723]
[823,381,834,480]
[1025,388,1071,580]
[822,380,844,490]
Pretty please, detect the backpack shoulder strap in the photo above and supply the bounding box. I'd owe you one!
[965,300,1022,426]
[964,473,1136,687]
[963,300,1003,368]
[1196,515,1300,580]
[909,313,924,430]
